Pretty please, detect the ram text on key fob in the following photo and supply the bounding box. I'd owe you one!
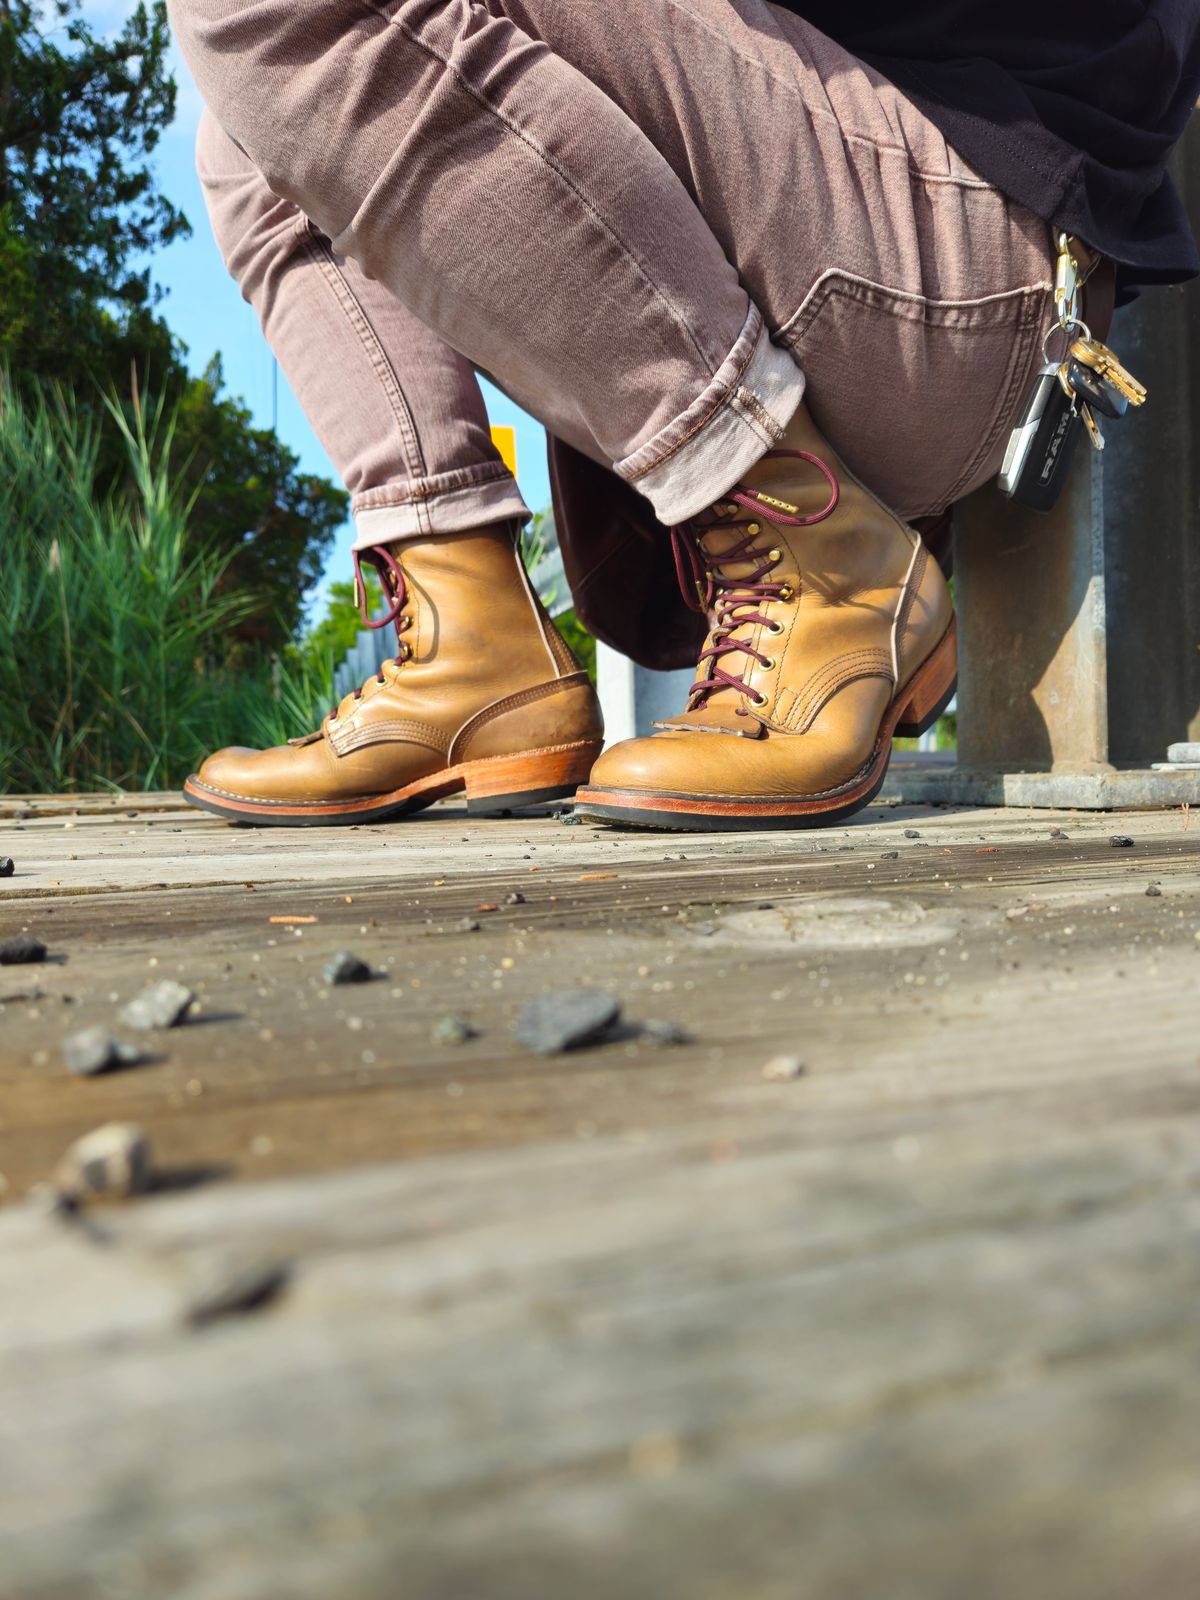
[999,362,1083,511]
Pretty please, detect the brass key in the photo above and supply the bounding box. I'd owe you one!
[1069,337,1147,406]
[1078,400,1105,451]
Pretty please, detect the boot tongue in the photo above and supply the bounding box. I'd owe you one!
[656,703,765,738]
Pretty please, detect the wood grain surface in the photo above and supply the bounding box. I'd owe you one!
[1,796,1197,1599]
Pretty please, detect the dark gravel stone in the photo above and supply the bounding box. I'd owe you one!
[323,951,373,986]
[457,917,481,933]
[0,934,47,965]
[641,1019,688,1046]
[1146,883,1163,897]
[517,990,622,1055]
[1049,828,1069,840]
[431,1014,475,1046]
[557,812,582,826]
[880,851,900,860]
[120,979,195,1030]
[62,1027,143,1077]
[504,892,526,906]
[1110,835,1135,848]
[903,829,921,839]
[0,857,14,877]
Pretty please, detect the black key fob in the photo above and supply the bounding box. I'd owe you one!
[1066,358,1128,419]
[999,364,1082,512]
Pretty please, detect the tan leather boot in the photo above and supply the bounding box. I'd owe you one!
[184,524,603,825]
[574,404,955,830]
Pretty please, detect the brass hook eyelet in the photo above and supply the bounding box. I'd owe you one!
[768,547,782,563]
[778,583,795,602]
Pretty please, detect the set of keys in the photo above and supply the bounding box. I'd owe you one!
[1000,234,1149,509]
[1056,334,1147,451]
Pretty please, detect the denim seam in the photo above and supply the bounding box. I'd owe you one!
[623,311,762,483]
[362,0,721,380]
[300,220,431,532]
[665,0,996,191]
[352,462,517,513]
[778,270,1055,344]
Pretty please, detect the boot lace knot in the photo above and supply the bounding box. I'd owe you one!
[669,448,838,711]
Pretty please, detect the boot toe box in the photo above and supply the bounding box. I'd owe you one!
[193,743,327,803]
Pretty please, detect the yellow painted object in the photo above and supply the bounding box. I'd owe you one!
[490,424,517,477]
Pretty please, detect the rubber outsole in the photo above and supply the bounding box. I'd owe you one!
[573,617,957,833]
[182,739,603,828]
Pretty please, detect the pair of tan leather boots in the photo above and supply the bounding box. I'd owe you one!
[185,405,955,832]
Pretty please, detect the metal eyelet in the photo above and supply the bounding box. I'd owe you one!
[767,621,785,635]
[747,522,760,535]
[778,584,795,602]
[768,547,782,563]
[752,692,768,708]
[760,657,776,671]
[398,641,413,661]
[399,614,412,632]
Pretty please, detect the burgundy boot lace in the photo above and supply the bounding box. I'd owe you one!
[327,544,411,722]
[670,447,838,710]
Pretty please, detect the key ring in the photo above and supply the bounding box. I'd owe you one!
[1043,319,1091,367]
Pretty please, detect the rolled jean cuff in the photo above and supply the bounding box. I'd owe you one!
[351,464,530,550]
[615,307,807,525]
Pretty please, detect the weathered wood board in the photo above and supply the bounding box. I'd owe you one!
[1,796,1198,1598]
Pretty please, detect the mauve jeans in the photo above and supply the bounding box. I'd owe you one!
[171,0,1054,552]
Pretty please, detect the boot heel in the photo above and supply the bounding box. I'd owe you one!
[464,740,603,816]
[894,616,958,738]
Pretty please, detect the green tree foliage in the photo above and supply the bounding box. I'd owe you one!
[0,0,347,646]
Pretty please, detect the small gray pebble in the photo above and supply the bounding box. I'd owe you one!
[504,892,525,905]
[54,1123,151,1201]
[457,917,481,933]
[183,1253,290,1328]
[1110,835,1135,848]
[0,857,14,877]
[517,990,621,1055]
[120,979,195,1030]
[1145,883,1162,897]
[1049,828,1069,840]
[641,1019,688,1046]
[323,951,372,985]
[880,851,899,860]
[558,813,582,826]
[432,1014,475,1046]
[62,1027,142,1077]
[903,829,920,839]
[0,934,46,965]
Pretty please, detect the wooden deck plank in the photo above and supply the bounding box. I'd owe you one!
[1,798,1198,1598]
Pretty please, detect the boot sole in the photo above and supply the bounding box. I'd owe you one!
[182,739,605,828]
[572,616,957,833]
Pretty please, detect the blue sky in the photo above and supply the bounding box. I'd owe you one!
[79,2,550,617]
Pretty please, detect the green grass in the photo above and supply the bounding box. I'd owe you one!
[0,383,334,794]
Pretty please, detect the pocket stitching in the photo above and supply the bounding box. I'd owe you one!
[779,270,1047,510]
